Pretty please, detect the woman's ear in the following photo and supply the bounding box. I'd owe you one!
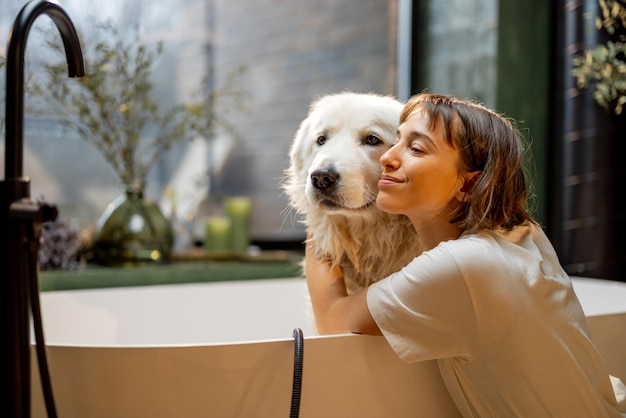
[455,171,481,202]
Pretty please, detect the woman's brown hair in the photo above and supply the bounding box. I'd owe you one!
[400,93,536,232]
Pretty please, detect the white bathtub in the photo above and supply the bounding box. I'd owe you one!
[31,277,626,417]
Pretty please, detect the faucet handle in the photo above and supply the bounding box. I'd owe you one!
[10,198,58,253]
[10,198,58,223]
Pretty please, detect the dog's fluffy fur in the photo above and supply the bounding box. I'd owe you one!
[283,92,421,294]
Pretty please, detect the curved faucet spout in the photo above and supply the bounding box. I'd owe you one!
[4,0,85,179]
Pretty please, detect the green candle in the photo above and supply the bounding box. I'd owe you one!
[224,197,251,253]
[205,216,232,252]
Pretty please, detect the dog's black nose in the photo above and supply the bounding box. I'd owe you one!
[311,168,339,190]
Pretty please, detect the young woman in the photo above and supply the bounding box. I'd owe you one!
[305,93,626,417]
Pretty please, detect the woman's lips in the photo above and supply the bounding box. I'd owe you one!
[378,174,402,188]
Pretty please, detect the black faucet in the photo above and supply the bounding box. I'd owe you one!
[0,1,84,417]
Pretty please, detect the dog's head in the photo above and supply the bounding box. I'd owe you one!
[284,92,403,217]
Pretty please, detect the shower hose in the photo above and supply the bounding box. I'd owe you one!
[291,327,304,418]
[27,221,59,418]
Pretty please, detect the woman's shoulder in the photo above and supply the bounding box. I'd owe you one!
[455,222,543,249]
[437,223,546,270]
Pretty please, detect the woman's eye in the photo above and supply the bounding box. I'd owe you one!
[409,146,424,154]
[316,135,327,145]
[362,134,382,146]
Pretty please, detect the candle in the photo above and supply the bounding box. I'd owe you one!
[205,216,232,252]
[224,196,251,253]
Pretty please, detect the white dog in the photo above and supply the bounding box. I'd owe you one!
[283,92,421,295]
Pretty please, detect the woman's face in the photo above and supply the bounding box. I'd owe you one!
[377,109,468,225]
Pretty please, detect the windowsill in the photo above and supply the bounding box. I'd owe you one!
[39,250,303,292]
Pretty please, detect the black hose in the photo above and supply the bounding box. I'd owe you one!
[28,243,58,418]
[290,327,304,418]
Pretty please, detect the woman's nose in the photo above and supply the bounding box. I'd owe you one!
[380,146,399,168]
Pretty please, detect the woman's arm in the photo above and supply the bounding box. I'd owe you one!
[304,241,382,335]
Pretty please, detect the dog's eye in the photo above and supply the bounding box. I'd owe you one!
[316,135,327,145]
[362,134,382,146]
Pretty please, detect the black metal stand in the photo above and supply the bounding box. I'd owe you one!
[0,1,84,416]
[0,179,32,417]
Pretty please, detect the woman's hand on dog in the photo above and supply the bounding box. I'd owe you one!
[305,240,381,336]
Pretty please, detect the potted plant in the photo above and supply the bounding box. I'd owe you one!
[31,21,245,265]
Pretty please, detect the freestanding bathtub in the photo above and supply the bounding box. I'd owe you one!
[31,276,626,417]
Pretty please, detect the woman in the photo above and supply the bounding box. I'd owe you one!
[305,93,626,417]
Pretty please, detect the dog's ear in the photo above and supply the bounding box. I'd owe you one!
[289,115,313,175]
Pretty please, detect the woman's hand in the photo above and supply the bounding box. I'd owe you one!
[304,240,381,335]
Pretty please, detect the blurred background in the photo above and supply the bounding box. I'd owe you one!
[0,0,624,281]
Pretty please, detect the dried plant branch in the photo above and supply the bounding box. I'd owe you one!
[29,20,246,189]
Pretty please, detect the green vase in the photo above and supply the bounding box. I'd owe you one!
[94,185,173,265]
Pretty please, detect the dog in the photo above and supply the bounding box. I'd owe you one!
[283,92,421,295]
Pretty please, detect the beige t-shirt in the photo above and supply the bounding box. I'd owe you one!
[368,223,626,417]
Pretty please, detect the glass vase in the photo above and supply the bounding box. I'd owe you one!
[93,184,173,265]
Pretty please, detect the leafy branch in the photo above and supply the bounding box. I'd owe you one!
[572,0,626,115]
